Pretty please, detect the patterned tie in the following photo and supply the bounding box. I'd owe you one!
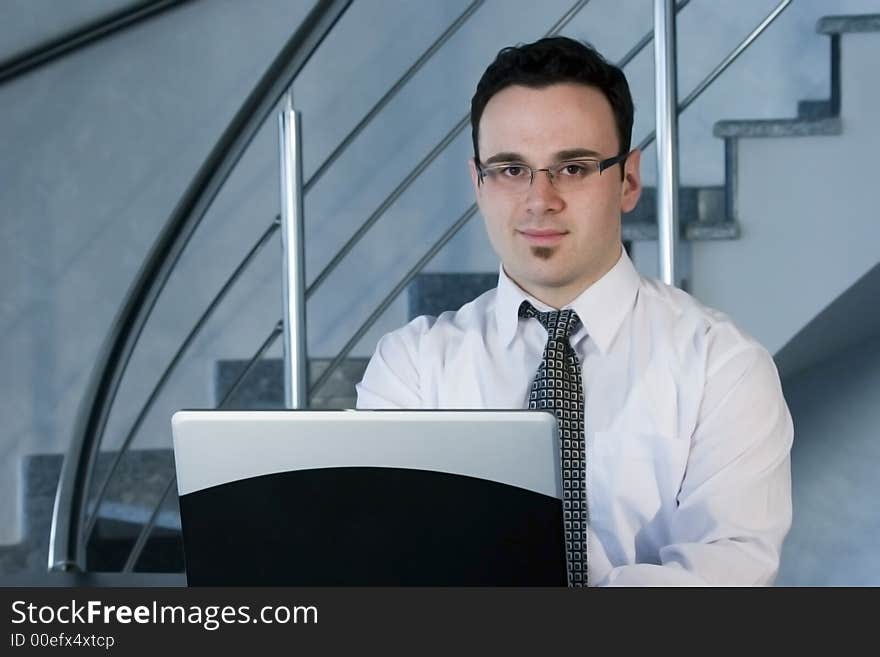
[519,300,587,587]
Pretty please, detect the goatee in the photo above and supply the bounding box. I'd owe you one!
[530,246,555,260]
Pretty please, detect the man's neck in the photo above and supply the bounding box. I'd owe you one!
[517,281,590,310]
[506,244,622,310]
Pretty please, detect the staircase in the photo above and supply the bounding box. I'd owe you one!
[692,15,880,356]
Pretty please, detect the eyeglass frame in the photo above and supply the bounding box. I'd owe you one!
[475,150,630,190]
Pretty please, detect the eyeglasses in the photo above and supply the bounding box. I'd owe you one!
[477,152,629,194]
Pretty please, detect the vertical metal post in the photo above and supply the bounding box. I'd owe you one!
[278,95,308,408]
[654,0,681,287]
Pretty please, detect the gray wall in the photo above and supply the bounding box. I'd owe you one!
[777,333,880,586]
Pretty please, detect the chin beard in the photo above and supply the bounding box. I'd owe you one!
[530,246,556,260]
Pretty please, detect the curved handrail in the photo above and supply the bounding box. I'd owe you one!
[49,0,353,572]
[0,0,192,86]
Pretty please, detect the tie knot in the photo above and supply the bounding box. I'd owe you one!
[518,301,581,340]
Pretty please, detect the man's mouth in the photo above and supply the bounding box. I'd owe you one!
[517,228,568,246]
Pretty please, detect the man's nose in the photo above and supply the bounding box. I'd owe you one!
[525,169,564,214]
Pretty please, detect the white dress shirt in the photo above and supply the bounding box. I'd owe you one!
[356,248,793,586]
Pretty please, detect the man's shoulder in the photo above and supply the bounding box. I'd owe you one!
[638,275,727,321]
[358,289,499,407]
[636,275,766,357]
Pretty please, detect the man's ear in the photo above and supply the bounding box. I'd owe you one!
[620,148,642,214]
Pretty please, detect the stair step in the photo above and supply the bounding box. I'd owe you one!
[713,116,842,139]
[622,186,739,240]
[407,273,497,320]
[817,14,880,35]
[214,357,369,409]
[622,185,727,231]
[622,220,741,241]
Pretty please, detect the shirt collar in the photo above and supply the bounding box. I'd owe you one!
[495,246,641,354]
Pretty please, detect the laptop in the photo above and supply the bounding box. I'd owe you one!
[171,409,566,586]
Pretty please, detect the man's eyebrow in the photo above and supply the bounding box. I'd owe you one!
[483,152,525,165]
[482,148,604,165]
[555,148,603,160]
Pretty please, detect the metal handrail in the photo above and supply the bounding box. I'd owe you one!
[81,220,280,541]
[0,0,192,86]
[279,103,309,409]
[49,0,353,572]
[304,0,485,194]
[636,0,792,152]
[655,0,681,287]
[306,0,592,300]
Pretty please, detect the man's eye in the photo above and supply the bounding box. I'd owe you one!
[560,163,589,176]
[501,165,526,177]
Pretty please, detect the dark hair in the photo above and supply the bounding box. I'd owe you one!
[470,36,634,168]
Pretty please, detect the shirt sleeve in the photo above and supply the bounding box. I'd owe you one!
[598,343,794,587]
[355,316,435,409]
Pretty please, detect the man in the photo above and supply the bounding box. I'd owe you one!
[356,37,793,586]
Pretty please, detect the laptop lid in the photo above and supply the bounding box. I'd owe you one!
[172,409,566,586]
